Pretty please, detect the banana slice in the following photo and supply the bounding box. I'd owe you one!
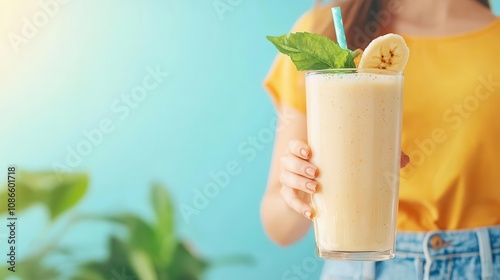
[358,33,409,71]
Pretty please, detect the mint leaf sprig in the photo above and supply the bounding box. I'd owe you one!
[266,32,357,71]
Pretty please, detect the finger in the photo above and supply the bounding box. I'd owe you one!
[280,170,318,194]
[401,151,410,168]
[281,154,318,179]
[280,186,314,219]
[287,139,311,160]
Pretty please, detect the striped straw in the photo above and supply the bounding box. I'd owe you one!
[332,7,347,49]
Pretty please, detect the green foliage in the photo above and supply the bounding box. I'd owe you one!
[74,237,137,280]
[0,171,88,220]
[75,184,209,280]
[266,32,355,71]
[0,172,250,280]
[0,171,86,280]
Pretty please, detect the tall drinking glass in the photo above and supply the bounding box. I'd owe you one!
[306,68,403,261]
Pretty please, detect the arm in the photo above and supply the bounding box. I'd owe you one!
[260,104,317,246]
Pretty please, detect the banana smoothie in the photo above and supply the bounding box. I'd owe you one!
[267,28,409,260]
[306,69,403,259]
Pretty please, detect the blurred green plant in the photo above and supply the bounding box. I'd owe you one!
[73,183,209,280]
[0,171,251,280]
[0,171,88,279]
[0,171,88,220]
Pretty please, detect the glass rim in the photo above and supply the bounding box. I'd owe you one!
[306,68,403,77]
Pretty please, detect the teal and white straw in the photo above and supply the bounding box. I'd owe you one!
[332,7,347,50]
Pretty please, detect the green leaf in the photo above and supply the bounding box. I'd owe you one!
[83,213,159,258]
[129,249,157,280]
[151,183,174,238]
[151,183,176,267]
[345,52,356,68]
[351,49,361,59]
[73,237,138,280]
[266,32,354,71]
[0,171,89,220]
[165,242,208,280]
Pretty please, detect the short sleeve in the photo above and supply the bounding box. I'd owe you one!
[264,52,307,112]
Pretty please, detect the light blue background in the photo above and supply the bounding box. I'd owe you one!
[0,1,499,279]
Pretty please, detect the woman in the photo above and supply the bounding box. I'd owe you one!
[261,0,500,278]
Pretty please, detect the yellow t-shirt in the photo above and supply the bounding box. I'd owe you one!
[264,10,500,231]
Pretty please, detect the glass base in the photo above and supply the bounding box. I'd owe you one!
[317,248,394,261]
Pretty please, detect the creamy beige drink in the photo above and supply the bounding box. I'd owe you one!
[306,69,403,260]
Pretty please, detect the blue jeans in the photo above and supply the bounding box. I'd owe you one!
[320,226,500,280]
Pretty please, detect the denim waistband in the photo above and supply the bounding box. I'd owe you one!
[320,226,500,280]
[395,226,500,258]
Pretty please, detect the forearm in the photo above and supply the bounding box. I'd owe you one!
[260,187,312,246]
[260,104,311,245]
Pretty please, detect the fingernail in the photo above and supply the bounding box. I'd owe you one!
[402,154,410,166]
[300,149,309,157]
[305,167,316,177]
[306,182,317,192]
[304,210,312,219]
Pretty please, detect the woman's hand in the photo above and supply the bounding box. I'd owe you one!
[279,139,410,220]
[279,139,318,220]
